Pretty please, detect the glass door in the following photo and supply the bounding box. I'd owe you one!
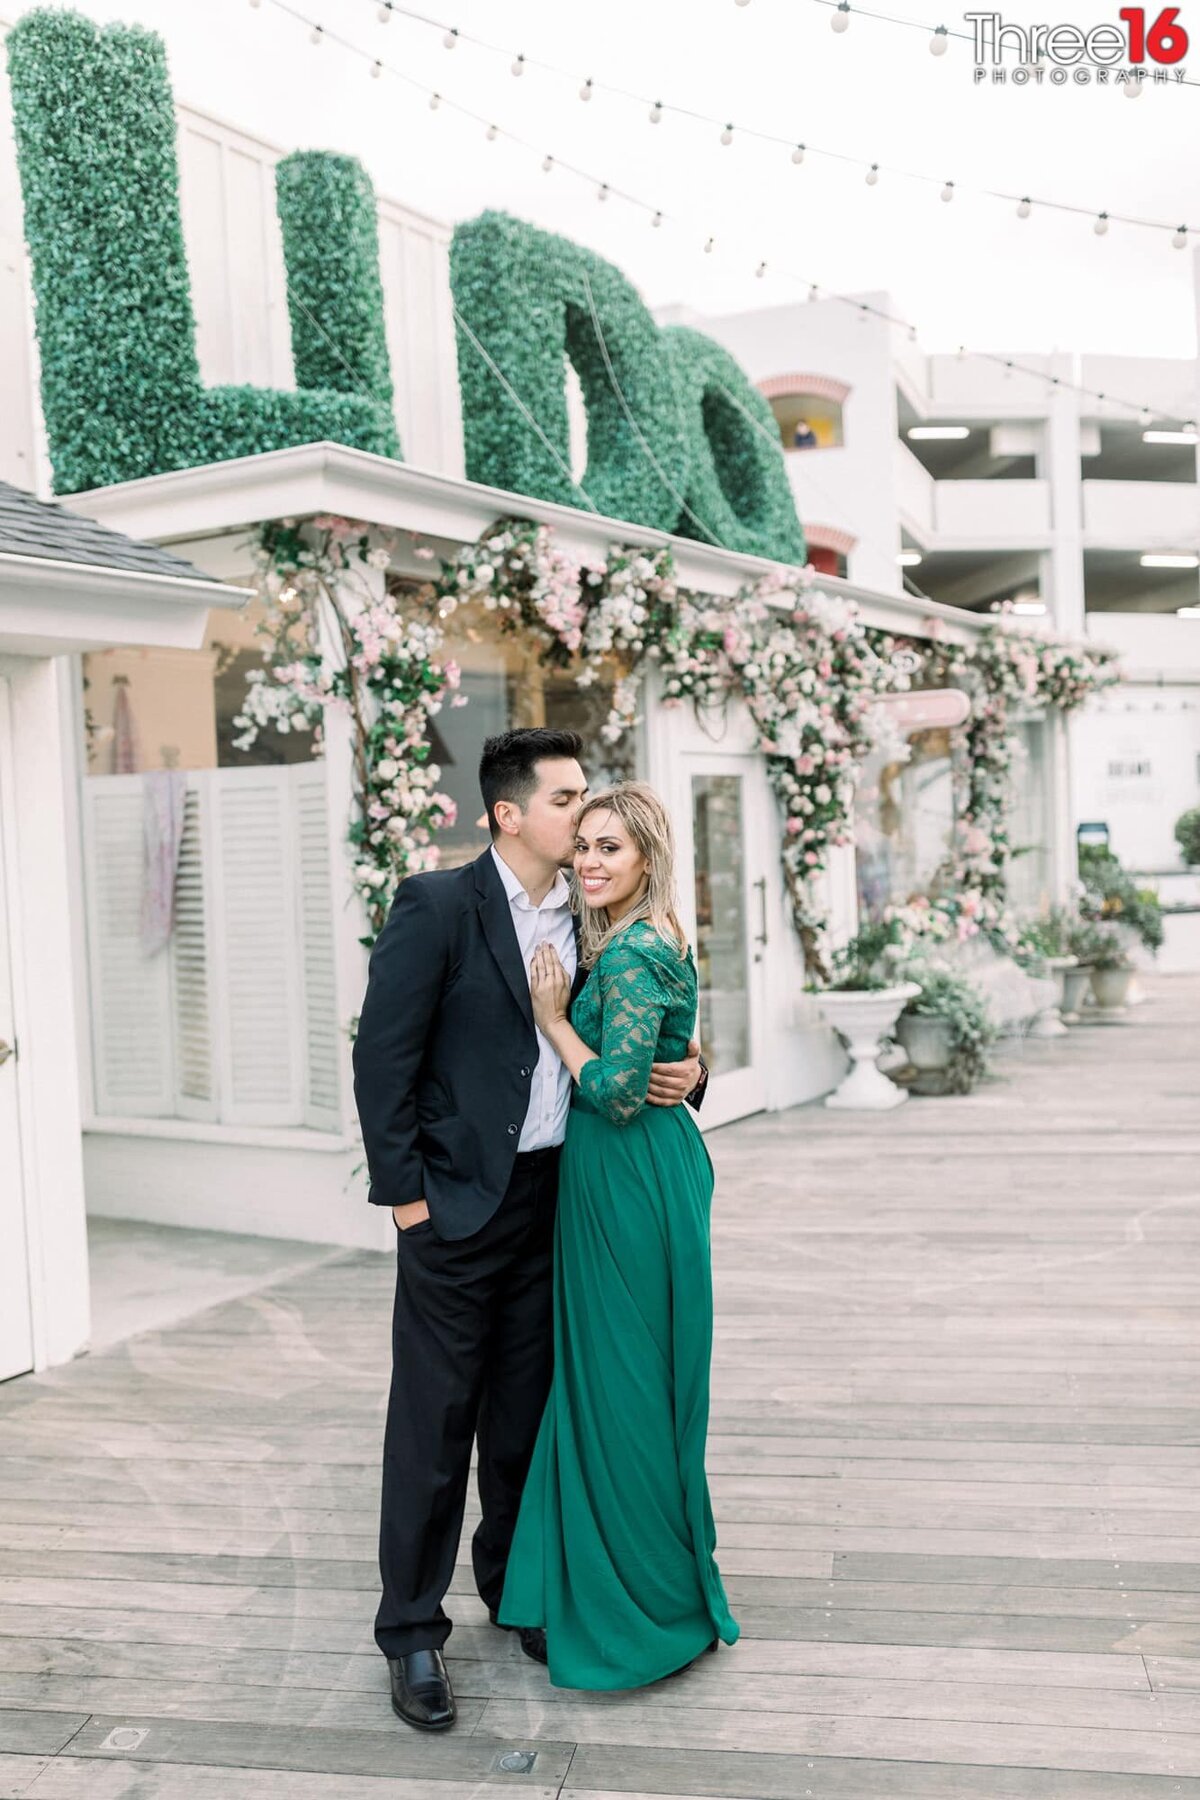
[684,756,770,1127]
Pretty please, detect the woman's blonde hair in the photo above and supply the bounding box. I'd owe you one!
[573,781,689,967]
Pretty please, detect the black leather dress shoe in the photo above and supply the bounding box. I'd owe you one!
[388,1649,456,1730]
[488,1608,549,1665]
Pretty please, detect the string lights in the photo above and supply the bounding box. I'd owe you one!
[262,0,1196,431]
[327,0,1192,246]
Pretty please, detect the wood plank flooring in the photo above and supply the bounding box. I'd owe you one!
[1,977,1198,1798]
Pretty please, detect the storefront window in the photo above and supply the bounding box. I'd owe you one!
[1006,716,1053,912]
[81,599,315,775]
[425,609,637,866]
[855,726,956,919]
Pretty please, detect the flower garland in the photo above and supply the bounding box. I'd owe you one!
[240,517,1116,973]
[236,517,461,939]
[654,571,899,972]
[932,618,1119,941]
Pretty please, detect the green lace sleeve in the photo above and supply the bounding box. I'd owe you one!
[577,930,674,1126]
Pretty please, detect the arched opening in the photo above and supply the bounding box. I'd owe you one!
[758,373,850,453]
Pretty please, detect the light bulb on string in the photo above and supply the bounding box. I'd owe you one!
[442,28,458,48]
[1140,409,1153,427]
[597,182,609,202]
[542,154,554,172]
[704,236,715,253]
[865,164,879,186]
[832,3,851,31]
[908,326,918,344]
[792,143,805,164]
[309,24,323,46]
[370,58,382,77]
[1016,197,1031,219]
[485,123,498,141]
[1094,212,1109,235]
[940,181,955,202]
[651,210,663,227]
[808,284,820,301]
[248,0,261,9]
[721,124,734,145]
[1173,226,1188,249]
[1123,73,1143,97]
[929,25,949,53]
[511,52,525,76]
[429,92,441,110]
[377,1,391,19]
[649,100,663,123]
[580,77,594,101]
[756,260,767,278]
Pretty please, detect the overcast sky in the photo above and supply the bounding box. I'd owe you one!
[14,0,1200,361]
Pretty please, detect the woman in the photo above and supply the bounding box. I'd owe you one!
[497,781,739,1690]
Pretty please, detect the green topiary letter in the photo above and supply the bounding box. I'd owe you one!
[451,210,806,562]
[276,151,395,413]
[663,326,807,565]
[6,10,398,493]
[451,211,689,533]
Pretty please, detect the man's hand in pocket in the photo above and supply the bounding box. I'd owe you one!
[393,1198,431,1232]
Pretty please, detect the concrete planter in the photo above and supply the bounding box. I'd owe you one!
[1060,963,1092,1024]
[894,1011,955,1072]
[1029,955,1076,1039]
[819,983,922,1111]
[1090,963,1134,1015]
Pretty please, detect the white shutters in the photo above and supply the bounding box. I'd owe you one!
[82,779,174,1117]
[171,785,214,1118]
[208,768,304,1125]
[293,764,341,1132]
[82,765,343,1130]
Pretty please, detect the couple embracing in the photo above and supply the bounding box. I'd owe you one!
[353,726,739,1730]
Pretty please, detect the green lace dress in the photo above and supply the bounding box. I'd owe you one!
[497,920,739,1689]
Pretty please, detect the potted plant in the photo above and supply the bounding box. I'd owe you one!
[895,966,997,1095]
[1070,921,1134,1015]
[1175,807,1200,868]
[815,922,921,1112]
[1015,910,1078,1037]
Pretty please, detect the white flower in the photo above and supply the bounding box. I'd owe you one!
[814,784,832,805]
[376,758,399,781]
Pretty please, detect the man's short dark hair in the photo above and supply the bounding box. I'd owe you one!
[479,728,584,838]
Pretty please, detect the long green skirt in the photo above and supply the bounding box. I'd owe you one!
[497,1092,739,1690]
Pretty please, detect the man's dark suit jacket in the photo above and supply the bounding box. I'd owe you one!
[352,849,584,1241]
[353,847,706,1242]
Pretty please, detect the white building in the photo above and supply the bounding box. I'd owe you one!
[2,44,1162,1364]
[688,294,1200,895]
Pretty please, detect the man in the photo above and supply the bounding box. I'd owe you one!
[353,727,706,1733]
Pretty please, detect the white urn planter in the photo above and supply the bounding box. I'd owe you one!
[1090,963,1134,1017]
[1029,955,1076,1039]
[1060,963,1092,1024]
[819,983,921,1111]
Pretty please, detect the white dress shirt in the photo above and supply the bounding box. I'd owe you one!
[491,845,577,1151]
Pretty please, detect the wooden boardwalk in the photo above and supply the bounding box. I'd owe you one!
[2,977,1199,1799]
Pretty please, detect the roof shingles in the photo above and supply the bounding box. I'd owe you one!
[0,482,221,585]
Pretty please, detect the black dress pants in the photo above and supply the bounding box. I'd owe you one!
[374,1144,560,1659]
